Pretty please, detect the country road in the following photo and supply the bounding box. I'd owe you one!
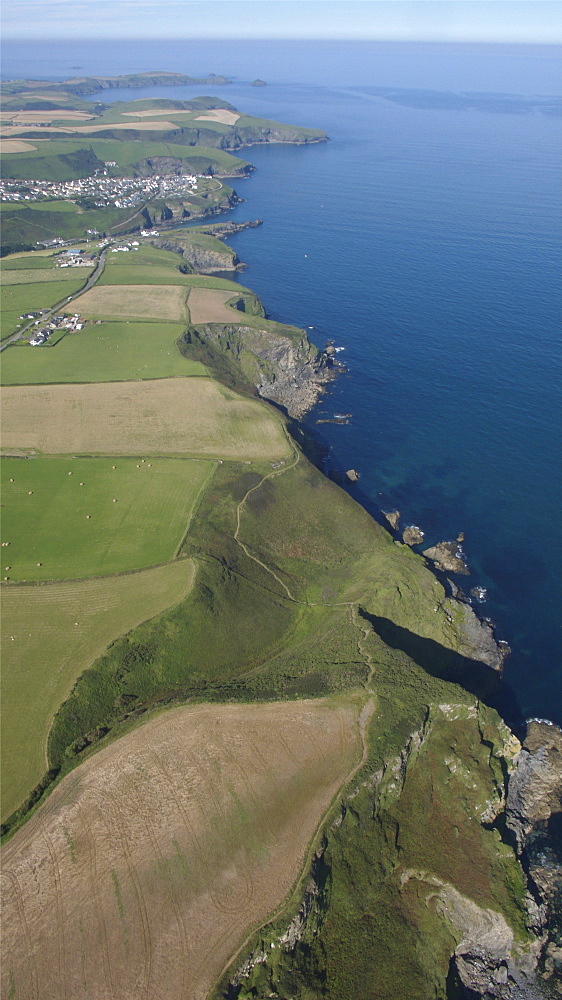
[0,248,107,352]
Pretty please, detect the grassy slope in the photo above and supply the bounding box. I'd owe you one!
[1,559,196,821]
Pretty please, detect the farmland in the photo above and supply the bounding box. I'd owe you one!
[1,697,363,1000]
[1,378,292,459]
[0,277,89,338]
[1,321,206,384]
[70,283,189,321]
[187,286,241,324]
[0,456,214,580]
[1,560,196,821]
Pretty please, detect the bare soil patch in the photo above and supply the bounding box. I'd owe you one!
[195,109,240,125]
[1,378,291,459]
[187,286,238,324]
[72,283,187,321]
[1,698,362,1000]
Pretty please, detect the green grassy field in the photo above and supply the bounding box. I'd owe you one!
[1,558,196,821]
[99,263,190,285]
[0,265,93,285]
[1,320,205,384]
[1,252,60,269]
[1,456,215,580]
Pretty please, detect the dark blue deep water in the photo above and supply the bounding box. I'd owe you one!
[2,41,561,725]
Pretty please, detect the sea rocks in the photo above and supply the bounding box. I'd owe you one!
[423,539,470,575]
[384,510,401,531]
[402,524,425,546]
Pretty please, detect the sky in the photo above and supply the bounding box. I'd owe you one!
[2,0,562,43]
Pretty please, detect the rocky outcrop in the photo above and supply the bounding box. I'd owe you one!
[187,322,335,418]
[506,721,562,989]
[456,602,509,674]
[403,524,425,546]
[506,722,562,853]
[141,189,239,227]
[423,539,470,575]
[131,155,252,178]
[149,237,239,273]
[195,219,263,238]
[384,510,401,531]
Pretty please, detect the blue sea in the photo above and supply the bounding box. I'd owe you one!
[2,40,561,726]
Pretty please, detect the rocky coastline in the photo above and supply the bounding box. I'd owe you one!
[181,197,559,999]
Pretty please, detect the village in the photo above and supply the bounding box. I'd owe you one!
[0,167,202,208]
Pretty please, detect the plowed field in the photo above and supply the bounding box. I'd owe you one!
[1,698,363,1000]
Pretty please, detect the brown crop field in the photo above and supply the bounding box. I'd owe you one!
[1,560,196,821]
[1,378,291,459]
[1,698,363,1000]
[187,286,238,323]
[71,284,188,321]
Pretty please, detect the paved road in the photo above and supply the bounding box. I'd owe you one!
[0,248,107,353]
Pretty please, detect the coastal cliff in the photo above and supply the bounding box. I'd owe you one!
[184,320,335,417]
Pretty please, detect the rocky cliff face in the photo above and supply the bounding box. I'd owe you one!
[131,155,252,178]
[149,237,239,272]
[141,189,239,227]
[187,322,335,418]
[506,721,562,989]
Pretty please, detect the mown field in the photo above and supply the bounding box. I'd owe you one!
[1,456,214,580]
[1,697,363,1000]
[1,321,206,384]
[1,560,196,821]
[187,286,240,323]
[1,378,292,460]
[71,283,189,321]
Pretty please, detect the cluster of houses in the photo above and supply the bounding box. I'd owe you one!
[1,170,201,209]
[28,313,84,347]
[56,249,95,268]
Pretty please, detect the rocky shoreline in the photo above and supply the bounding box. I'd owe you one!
[184,214,560,997]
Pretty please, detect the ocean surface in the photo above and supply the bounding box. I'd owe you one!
[2,40,561,726]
